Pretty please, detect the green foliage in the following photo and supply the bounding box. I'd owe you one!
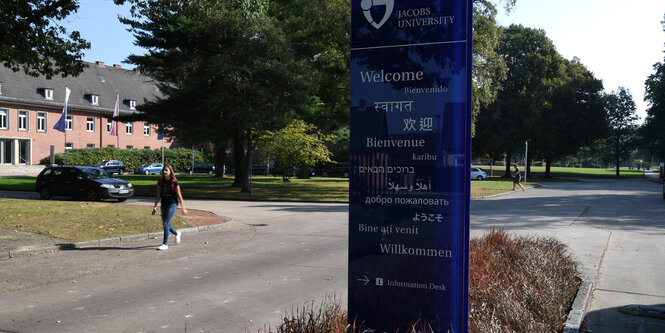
[40,147,211,172]
[597,87,640,176]
[0,0,90,78]
[641,16,665,159]
[474,24,564,175]
[256,120,333,180]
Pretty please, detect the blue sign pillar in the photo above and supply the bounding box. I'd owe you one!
[349,1,471,332]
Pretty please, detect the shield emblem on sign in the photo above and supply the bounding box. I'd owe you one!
[361,0,394,29]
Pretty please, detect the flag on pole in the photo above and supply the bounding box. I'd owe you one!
[110,94,119,136]
[53,87,71,132]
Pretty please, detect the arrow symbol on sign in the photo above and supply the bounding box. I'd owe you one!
[357,275,369,285]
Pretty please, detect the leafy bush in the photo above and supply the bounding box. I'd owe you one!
[40,147,213,172]
[263,230,580,333]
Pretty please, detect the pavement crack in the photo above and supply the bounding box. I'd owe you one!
[570,204,591,226]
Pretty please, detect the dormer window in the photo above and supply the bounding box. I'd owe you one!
[84,94,100,105]
[124,99,137,110]
[44,89,53,100]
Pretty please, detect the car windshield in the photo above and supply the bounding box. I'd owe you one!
[81,168,111,179]
[141,163,151,167]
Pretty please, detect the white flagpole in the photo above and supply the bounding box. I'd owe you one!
[63,87,71,165]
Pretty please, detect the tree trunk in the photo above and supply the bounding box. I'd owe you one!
[213,137,226,178]
[241,128,252,193]
[232,131,245,187]
[504,151,512,178]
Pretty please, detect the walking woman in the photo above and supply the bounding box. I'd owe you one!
[152,165,188,250]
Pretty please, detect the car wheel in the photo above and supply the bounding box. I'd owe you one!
[39,186,53,200]
[208,170,214,175]
[86,189,100,201]
[323,171,329,177]
[119,170,124,175]
[145,170,150,175]
[477,176,483,180]
[344,171,349,178]
[117,198,128,202]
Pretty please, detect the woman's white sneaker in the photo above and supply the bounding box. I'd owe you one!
[175,231,181,244]
[158,244,168,250]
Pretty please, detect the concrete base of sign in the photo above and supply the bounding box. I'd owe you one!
[563,280,593,333]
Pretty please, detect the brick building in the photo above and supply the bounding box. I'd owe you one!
[0,61,169,165]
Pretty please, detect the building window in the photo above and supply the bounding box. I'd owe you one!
[126,145,134,150]
[126,122,133,135]
[86,117,94,132]
[144,146,151,150]
[107,144,115,148]
[44,89,54,100]
[65,115,73,131]
[65,143,73,150]
[143,123,150,136]
[107,121,111,133]
[0,109,7,129]
[86,144,95,148]
[129,100,137,110]
[37,112,47,132]
[18,110,29,131]
[91,95,99,105]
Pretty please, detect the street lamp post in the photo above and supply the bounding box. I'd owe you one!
[525,139,531,183]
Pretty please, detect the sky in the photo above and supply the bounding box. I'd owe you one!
[496,0,665,122]
[62,0,665,121]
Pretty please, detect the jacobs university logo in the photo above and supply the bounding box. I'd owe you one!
[361,0,394,29]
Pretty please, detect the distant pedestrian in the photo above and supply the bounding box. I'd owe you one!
[152,165,188,250]
[512,164,525,191]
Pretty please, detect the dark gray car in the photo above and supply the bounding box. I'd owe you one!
[35,166,134,202]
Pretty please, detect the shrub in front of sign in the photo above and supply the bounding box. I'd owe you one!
[264,230,580,333]
[469,229,580,332]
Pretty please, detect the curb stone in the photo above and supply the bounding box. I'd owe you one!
[563,280,594,333]
[1,217,232,259]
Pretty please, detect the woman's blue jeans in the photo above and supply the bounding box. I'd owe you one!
[160,203,178,245]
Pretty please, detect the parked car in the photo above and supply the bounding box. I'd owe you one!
[471,167,487,180]
[35,166,134,202]
[320,162,349,178]
[95,160,126,175]
[186,163,216,174]
[251,164,269,175]
[135,162,164,175]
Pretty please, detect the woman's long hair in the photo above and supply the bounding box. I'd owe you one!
[161,165,176,182]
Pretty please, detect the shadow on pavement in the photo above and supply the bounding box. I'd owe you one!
[56,244,156,251]
[582,304,665,332]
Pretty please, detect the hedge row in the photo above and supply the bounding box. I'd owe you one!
[40,147,213,173]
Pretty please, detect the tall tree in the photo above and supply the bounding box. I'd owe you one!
[600,87,640,176]
[471,0,515,135]
[641,14,665,159]
[1,0,90,78]
[538,57,607,177]
[116,0,313,191]
[269,0,350,131]
[474,24,561,177]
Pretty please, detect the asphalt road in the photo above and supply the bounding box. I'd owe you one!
[1,177,664,332]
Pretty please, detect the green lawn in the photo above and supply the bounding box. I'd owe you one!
[474,166,646,178]
[0,198,189,243]
[0,166,645,202]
